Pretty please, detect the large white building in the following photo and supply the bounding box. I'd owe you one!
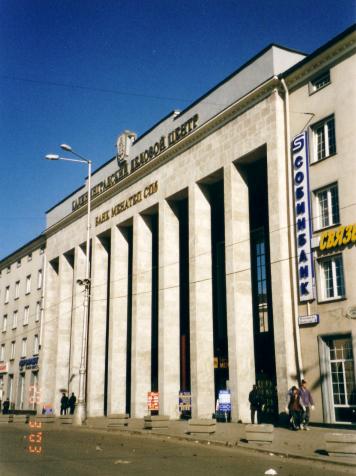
[1,25,355,424]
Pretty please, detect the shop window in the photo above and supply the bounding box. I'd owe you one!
[35,302,41,322]
[327,336,356,423]
[309,70,330,93]
[4,286,9,304]
[10,341,15,360]
[15,281,20,299]
[21,338,27,358]
[311,115,336,162]
[26,275,31,294]
[12,311,18,329]
[2,315,7,332]
[33,335,39,355]
[37,270,43,289]
[315,183,339,230]
[23,306,29,326]
[318,254,345,301]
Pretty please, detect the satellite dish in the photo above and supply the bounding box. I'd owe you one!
[346,306,356,319]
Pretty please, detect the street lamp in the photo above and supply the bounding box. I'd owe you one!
[45,145,92,426]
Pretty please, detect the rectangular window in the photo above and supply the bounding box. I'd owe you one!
[312,115,336,162]
[2,315,7,332]
[6,266,10,274]
[15,281,20,299]
[27,253,32,261]
[21,338,27,357]
[37,269,43,289]
[33,335,39,355]
[23,306,29,326]
[0,344,5,361]
[315,183,340,229]
[12,311,18,329]
[10,341,15,360]
[16,259,21,268]
[5,286,9,304]
[319,254,345,301]
[40,247,45,255]
[310,70,330,93]
[35,302,41,322]
[26,275,31,294]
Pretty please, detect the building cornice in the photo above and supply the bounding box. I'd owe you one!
[0,235,46,270]
[283,29,356,91]
[45,76,280,239]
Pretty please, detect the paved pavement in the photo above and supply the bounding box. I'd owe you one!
[0,424,354,476]
[85,418,356,467]
[25,416,356,466]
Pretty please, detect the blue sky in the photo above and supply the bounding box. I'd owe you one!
[0,0,354,259]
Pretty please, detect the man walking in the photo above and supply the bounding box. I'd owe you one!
[68,392,76,415]
[299,379,314,430]
[60,392,69,415]
[249,384,263,424]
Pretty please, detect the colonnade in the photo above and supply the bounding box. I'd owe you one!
[39,156,296,422]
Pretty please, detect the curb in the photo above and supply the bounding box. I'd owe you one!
[72,424,356,468]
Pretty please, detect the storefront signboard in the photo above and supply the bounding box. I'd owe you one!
[0,362,8,373]
[218,390,231,412]
[292,131,315,302]
[147,391,159,411]
[19,356,39,370]
[179,391,192,412]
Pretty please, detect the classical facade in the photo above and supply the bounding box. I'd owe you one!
[1,25,355,424]
[0,236,45,412]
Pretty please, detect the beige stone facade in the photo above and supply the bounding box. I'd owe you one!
[0,236,45,412]
[1,25,355,424]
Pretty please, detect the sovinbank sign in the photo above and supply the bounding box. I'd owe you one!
[72,114,199,212]
[292,132,315,302]
[319,224,356,250]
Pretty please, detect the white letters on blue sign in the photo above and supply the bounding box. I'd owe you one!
[292,132,315,302]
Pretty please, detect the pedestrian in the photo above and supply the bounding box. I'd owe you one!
[299,379,314,430]
[68,392,76,415]
[2,398,10,415]
[60,392,69,415]
[249,384,263,424]
[288,386,304,430]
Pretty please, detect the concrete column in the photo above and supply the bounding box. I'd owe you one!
[224,163,255,422]
[54,253,74,413]
[108,226,129,415]
[158,200,180,418]
[131,214,152,417]
[38,258,59,413]
[69,245,87,397]
[268,91,297,410]
[87,235,109,416]
[189,184,215,419]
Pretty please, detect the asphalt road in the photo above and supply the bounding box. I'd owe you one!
[0,426,353,476]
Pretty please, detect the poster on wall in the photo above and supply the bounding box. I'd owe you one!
[291,131,315,302]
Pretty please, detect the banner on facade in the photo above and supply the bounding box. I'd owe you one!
[179,391,192,412]
[291,131,315,302]
[218,390,231,412]
[147,392,159,411]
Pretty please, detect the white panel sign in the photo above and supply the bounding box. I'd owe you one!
[292,132,315,302]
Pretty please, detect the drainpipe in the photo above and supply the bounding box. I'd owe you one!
[281,78,304,383]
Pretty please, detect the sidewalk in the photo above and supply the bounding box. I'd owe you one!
[75,418,356,468]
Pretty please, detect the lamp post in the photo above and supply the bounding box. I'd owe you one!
[45,145,92,425]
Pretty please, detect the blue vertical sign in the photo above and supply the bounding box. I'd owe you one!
[292,132,315,302]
